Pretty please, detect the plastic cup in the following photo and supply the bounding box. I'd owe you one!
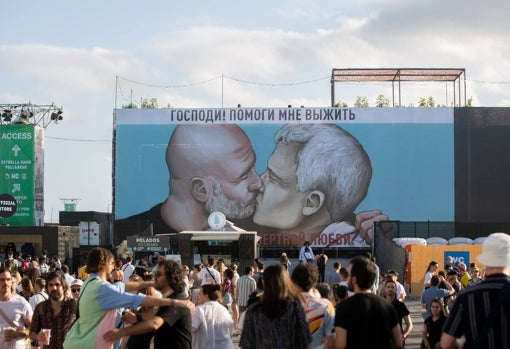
[41,328,51,346]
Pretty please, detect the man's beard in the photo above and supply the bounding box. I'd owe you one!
[205,179,255,219]
[50,291,63,301]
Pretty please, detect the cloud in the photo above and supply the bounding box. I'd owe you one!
[0,44,148,93]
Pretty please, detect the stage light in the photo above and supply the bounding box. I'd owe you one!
[51,110,63,123]
[1,110,12,122]
[20,109,30,119]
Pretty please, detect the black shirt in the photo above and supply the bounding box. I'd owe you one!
[153,293,192,349]
[335,293,399,349]
[424,315,446,348]
[391,297,410,332]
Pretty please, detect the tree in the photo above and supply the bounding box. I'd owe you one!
[140,98,158,109]
[354,96,369,107]
[466,97,473,107]
[122,97,161,109]
[375,94,390,107]
[122,103,138,109]
[418,96,436,107]
[333,101,349,108]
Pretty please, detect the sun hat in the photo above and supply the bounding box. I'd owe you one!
[476,232,510,267]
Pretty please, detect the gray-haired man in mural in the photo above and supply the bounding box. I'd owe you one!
[253,124,387,247]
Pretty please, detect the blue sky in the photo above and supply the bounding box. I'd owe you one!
[1,0,509,222]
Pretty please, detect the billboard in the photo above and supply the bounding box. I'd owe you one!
[114,107,454,248]
[0,124,44,226]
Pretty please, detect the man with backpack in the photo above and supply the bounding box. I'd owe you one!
[315,250,328,283]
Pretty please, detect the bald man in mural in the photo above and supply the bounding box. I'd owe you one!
[160,124,262,231]
[116,124,262,237]
[253,124,387,247]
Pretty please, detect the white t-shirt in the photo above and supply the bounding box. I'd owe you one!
[192,300,234,349]
[198,266,221,286]
[424,271,434,286]
[121,263,135,283]
[28,291,48,311]
[396,281,406,300]
[0,295,33,349]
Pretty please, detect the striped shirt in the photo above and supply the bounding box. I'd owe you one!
[237,274,257,307]
[441,274,510,349]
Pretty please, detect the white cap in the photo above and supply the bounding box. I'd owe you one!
[70,279,83,287]
[477,232,510,267]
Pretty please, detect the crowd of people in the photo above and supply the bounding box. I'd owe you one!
[417,232,510,349]
[0,232,508,349]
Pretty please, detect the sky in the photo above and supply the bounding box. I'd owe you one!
[1,0,509,223]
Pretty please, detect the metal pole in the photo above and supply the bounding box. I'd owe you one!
[114,76,118,109]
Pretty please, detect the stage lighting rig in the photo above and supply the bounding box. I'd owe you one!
[0,103,64,128]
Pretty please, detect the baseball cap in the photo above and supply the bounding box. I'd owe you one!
[446,269,458,276]
[456,262,466,272]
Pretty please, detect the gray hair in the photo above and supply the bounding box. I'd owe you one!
[274,124,371,221]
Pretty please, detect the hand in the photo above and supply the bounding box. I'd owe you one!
[121,309,137,324]
[184,300,195,314]
[355,210,389,244]
[3,328,15,342]
[104,329,121,342]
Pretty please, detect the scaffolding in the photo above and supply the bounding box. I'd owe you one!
[330,68,466,107]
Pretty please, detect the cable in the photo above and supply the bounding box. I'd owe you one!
[46,136,110,143]
[223,74,330,86]
[117,75,221,88]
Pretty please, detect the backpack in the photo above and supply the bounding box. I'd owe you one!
[317,254,326,268]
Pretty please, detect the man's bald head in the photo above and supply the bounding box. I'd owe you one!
[161,124,262,228]
[166,124,253,180]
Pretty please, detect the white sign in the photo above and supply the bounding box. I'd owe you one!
[79,221,100,245]
[208,211,226,230]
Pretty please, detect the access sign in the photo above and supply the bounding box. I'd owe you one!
[0,193,17,218]
[0,124,44,226]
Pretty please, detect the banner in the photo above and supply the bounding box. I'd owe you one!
[114,107,454,248]
[0,124,43,226]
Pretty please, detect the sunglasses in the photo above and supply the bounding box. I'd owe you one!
[71,288,81,293]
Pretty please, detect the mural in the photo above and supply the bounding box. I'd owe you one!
[114,107,455,247]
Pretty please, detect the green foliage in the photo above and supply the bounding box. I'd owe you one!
[418,96,436,107]
[122,97,162,109]
[354,96,369,107]
[333,101,349,108]
[140,98,158,109]
[375,94,390,107]
[466,97,473,107]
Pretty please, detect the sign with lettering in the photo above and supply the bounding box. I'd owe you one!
[127,235,170,252]
[444,251,470,267]
[115,107,455,248]
[0,193,17,218]
[0,124,44,226]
